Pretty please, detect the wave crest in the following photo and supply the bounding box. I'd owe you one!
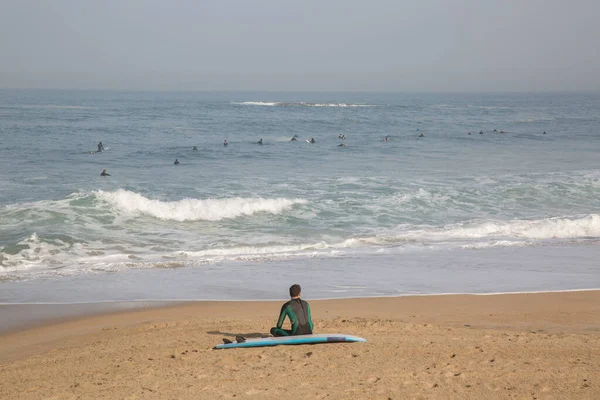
[234,101,375,107]
[96,190,307,221]
[397,214,600,241]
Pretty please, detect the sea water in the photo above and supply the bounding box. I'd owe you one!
[1,90,599,303]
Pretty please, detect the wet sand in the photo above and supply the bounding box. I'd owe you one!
[1,291,599,399]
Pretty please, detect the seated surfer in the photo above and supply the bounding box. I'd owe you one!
[100,168,110,176]
[97,141,104,153]
[193,146,198,151]
[479,130,484,134]
[174,159,180,165]
[270,284,314,337]
[310,138,316,144]
[543,131,547,135]
[290,136,298,141]
[418,132,425,137]
[223,140,228,146]
[257,138,263,145]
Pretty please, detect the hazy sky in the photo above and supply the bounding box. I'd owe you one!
[1,0,599,92]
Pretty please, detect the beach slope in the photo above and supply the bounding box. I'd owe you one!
[1,291,599,399]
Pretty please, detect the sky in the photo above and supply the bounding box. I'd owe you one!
[1,0,599,92]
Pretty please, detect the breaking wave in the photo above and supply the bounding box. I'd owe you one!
[234,101,375,107]
[96,190,308,221]
[390,214,600,242]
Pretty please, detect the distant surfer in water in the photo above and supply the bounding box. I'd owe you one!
[100,169,110,176]
[290,136,298,142]
[418,132,425,137]
[257,138,263,145]
[97,141,104,153]
[223,140,228,146]
[543,131,547,135]
[193,146,198,151]
[270,284,314,337]
[309,138,316,144]
[174,159,180,165]
[338,142,346,147]
[479,130,484,135]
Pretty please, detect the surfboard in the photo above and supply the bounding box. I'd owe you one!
[214,333,367,349]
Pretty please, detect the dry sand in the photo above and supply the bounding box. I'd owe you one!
[1,291,599,399]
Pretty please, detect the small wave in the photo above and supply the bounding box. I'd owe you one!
[235,101,279,106]
[0,233,75,271]
[234,101,375,107]
[392,214,600,242]
[96,189,307,221]
[1,104,96,110]
[460,240,531,250]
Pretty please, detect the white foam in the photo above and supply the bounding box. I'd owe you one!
[440,214,600,240]
[96,189,307,221]
[236,101,279,106]
[376,214,600,244]
[0,233,73,272]
[234,101,375,107]
[460,240,531,250]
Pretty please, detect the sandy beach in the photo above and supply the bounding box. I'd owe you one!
[1,291,599,399]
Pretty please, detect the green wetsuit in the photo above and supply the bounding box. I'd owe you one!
[270,298,314,336]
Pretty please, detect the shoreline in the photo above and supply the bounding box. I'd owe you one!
[2,290,599,399]
[2,287,599,335]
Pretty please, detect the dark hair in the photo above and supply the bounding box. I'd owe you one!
[289,284,301,298]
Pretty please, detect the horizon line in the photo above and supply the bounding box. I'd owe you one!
[1,87,599,95]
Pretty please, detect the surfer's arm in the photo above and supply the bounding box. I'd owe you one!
[307,303,314,332]
[276,305,289,329]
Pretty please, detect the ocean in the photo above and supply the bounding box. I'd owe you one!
[1,89,599,303]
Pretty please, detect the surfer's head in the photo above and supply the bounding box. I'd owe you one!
[289,284,301,298]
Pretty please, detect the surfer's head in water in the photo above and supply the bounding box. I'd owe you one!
[223,140,228,146]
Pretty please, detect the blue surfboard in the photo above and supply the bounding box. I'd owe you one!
[214,333,367,349]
